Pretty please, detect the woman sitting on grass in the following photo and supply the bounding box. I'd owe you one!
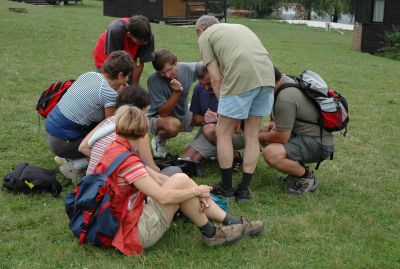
[97,105,264,255]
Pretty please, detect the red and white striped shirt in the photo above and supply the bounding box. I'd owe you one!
[94,135,148,256]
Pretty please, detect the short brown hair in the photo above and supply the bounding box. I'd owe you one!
[127,15,152,42]
[152,48,177,71]
[195,61,208,79]
[115,105,148,140]
[117,85,150,109]
[101,50,134,80]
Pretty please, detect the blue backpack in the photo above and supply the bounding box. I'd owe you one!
[65,152,133,247]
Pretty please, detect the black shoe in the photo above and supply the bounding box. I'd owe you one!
[195,161,205,177]
[232,151,243,173]
[235,187,250,203]
[211,182,235,199]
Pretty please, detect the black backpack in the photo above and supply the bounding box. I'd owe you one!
[155,156,204,177]
[3,163,62,197]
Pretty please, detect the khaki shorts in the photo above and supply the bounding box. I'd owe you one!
[188,128,245,159]
[138,198,171,249]
[148,111,194,136]
[283,134,334,164]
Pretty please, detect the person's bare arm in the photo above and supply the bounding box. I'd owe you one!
[158,79,183,117]
[193,115,204,126]
[133,175,211,205]
[131,63,144,85]
[145,166,169,186]
[204,110,218,124]
[259,125,291,144]
[105,106,116,118]
[78,120,108,156]
[206,60,223,98]
[137,134,160,172]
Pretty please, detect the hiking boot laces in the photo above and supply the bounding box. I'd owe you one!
[241,218,265,236]
[201,224,244,247]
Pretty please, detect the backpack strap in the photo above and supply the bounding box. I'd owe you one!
[78,151,135,244]
[104,151,134,178]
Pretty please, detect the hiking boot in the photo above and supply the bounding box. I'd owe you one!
[151,135,167,158]
[201,224,244,247]
[54,156,67,166]
[211,182,235,199]
[279,174,298,184]
[59,163,84,182]
[241,218,265,236]
[287,172,319,195]
[232,151,242,173]
[234,187,250,204]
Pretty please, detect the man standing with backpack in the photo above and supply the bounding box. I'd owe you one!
[259,68,335,195]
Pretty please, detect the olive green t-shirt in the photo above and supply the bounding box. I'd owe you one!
[273,76,334,146]
[198,23,275,97]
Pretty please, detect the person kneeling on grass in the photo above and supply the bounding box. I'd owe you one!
[97,105,264,255]
[46,50,134,180]
[259,67,335,195]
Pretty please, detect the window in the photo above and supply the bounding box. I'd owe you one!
[372,0,385,22]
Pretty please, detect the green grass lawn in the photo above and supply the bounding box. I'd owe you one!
[1,1,400,268]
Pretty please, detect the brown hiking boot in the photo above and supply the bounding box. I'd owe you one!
[287,172,319,195]
[242,218,265,236]
[201,224,244,247]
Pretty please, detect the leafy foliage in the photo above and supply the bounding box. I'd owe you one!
[377,26,400,61]
[311,0,355,21]
[228,0,355,20]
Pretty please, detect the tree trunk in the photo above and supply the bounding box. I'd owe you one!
[332,8,339,22]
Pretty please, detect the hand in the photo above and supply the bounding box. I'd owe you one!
[199,197,211,213]
[193,185,212,198]
[204,109,218,123]
[267,121,275,131]
[170,79,183,92]
[260,121,275,132]
[117,83,129,93]
[234,120,243,134]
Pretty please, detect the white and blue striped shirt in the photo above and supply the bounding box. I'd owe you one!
[58,72,117,126]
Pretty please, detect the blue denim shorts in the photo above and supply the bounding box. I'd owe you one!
[218,86,274,119]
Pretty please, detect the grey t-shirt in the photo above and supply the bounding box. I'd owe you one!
[147,62,197,120]
[105,18,155,63]
[273,75,334,145]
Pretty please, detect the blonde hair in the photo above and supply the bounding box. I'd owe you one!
[115,105,148,140]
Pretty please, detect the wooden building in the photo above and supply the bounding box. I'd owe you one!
[103,0,226,25]
[353,0,400,53]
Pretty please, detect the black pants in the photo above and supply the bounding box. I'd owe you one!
[46,133,85,159]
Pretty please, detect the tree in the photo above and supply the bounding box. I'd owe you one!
[285,0,355,21]
[228,0,280,17]
[228,0,355,20]
[313,0,355,22]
